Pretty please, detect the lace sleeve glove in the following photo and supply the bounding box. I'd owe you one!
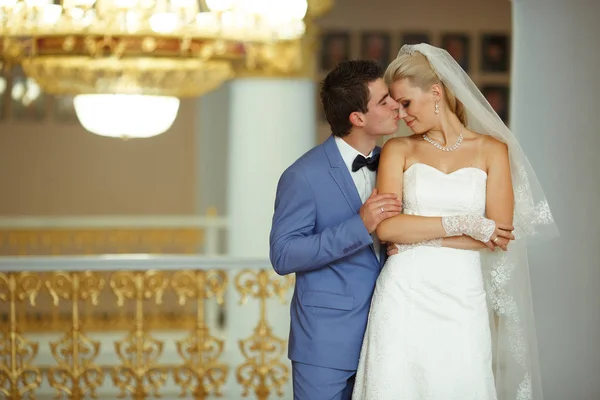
[441,215,496,242]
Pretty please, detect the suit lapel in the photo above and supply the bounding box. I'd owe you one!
[324,135,383,264]
[324,136,362,212]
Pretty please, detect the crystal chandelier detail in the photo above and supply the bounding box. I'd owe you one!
[0,0,331,138]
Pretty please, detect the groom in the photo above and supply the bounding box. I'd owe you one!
[269,60,402,400]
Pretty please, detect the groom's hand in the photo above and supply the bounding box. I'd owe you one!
[360,188,402,234]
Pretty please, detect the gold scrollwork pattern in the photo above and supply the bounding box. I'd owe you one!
[0,268,293,399]
[46,271,105,399]
[0,272,43,400]
[235,270,294,399]
[110,271,169,398]
[171,270,228,398]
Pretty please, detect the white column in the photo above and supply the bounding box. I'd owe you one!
[223,78,316,399]
[511,1,600,399]
[196,83,230,219]
[227,78,316,257]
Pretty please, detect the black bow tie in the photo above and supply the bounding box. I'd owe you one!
[352,153,380,172]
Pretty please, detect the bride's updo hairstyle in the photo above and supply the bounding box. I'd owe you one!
[384,51,468,126]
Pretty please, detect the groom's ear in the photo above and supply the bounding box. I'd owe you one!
[350,111,365,127]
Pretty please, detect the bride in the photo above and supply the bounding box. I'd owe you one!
[352,44,558,399]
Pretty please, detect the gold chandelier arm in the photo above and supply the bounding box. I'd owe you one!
[234,21,319,80]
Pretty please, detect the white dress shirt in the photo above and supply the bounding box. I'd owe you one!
[334,136,380,260]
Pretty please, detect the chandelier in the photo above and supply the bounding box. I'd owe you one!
[0,0,330,138]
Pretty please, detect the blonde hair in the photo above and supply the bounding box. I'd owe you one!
[384,52,467,126]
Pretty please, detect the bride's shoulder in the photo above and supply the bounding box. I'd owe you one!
[472,132,508,151]
[472,132,509,161]
[382,134,420,151]
[483,133,508,151]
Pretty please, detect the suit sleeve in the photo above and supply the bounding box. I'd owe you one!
[269,167,373,276]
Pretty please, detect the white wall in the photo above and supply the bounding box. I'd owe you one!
[0,99,198,216]
[511,1,600,399]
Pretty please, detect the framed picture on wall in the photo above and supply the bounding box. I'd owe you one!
[481,34,510,73]
[320,31,351,72]
[360,31,391,67]
[482,84,509,123]
[401,32,431,46]
[441,33,470,72]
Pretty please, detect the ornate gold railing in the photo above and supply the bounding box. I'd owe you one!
[0,256,293,399]
[0,214,227,256]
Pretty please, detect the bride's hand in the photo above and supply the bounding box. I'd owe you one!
[385,242,399,256]
[487,223,514,251]
[493,222,515,240]
[489,237,510,251]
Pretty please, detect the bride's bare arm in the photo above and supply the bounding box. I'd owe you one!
[484,137,515,250]
[436,138,513,251]
[378,135,514,251]
[375,138,448,244]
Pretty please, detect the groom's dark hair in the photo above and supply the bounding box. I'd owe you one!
[320,60,384,137]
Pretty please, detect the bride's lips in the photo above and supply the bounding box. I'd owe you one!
[406,119,416,127]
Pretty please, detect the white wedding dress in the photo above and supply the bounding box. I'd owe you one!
[352,162,498,400]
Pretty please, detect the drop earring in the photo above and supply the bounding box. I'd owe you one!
[434,101,439,114]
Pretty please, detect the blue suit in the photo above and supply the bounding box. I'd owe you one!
[269,135,385,399]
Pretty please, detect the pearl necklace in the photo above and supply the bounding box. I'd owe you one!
[423,127,464,152]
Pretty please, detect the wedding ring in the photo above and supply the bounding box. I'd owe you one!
[493,236,499,243]
[380,207,384,213]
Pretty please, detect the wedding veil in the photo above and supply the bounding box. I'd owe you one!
[393,43,559,399]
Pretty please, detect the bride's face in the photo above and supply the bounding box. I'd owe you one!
[389,78,436,134]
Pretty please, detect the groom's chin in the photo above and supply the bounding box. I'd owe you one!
[385,126,401,136]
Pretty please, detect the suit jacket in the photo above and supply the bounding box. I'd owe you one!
[269,135,386,371]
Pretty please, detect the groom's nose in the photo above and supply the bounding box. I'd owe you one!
[389,98,399,110]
